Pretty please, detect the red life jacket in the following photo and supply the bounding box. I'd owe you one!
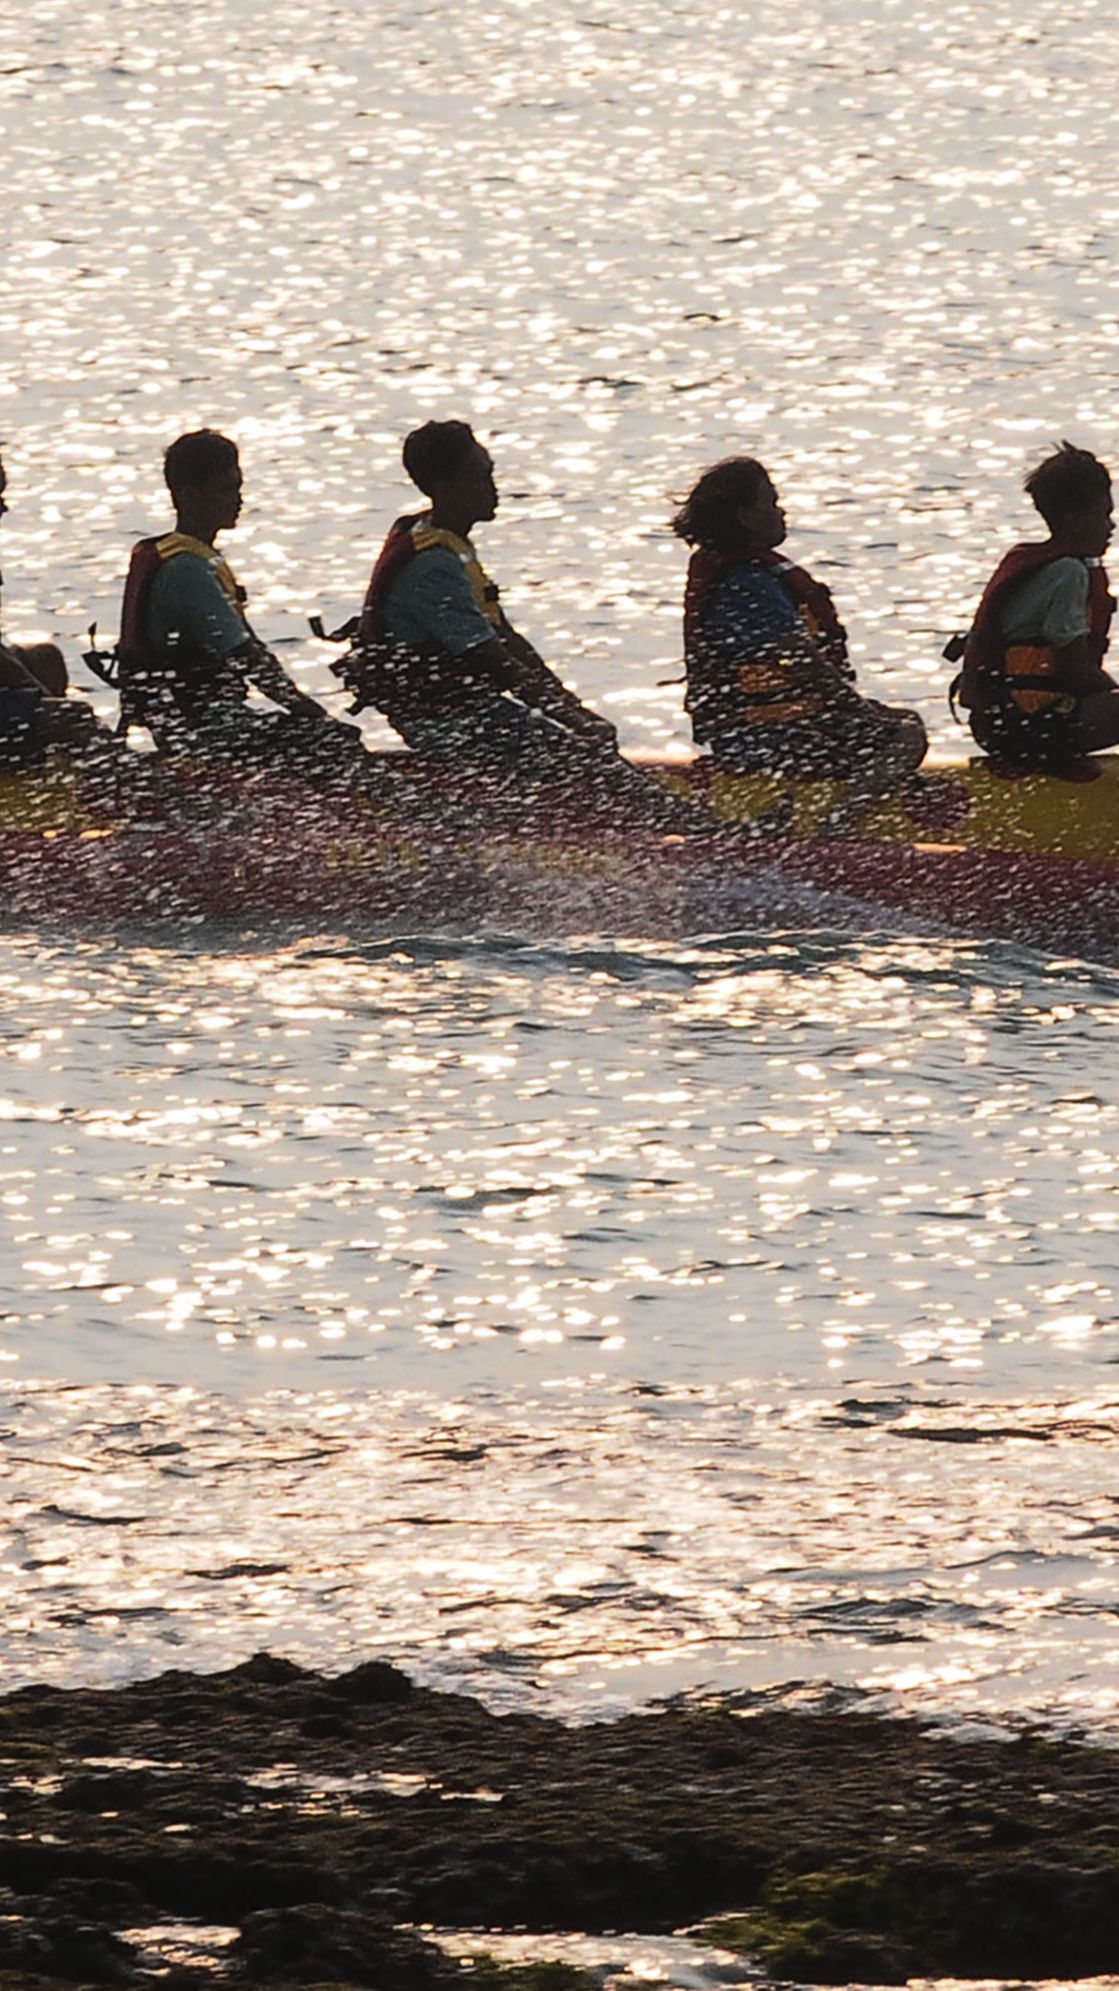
[358,514,424,645]
[118,537,165,665]
[957,541,1113,715]
[348,515,502,725]
[116,533,250,735]
[683,546,855,741]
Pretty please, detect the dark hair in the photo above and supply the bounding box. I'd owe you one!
[164,429,239,501]
[402,420,478,496]
[1025,441,1111,531]
[671,456,773,551]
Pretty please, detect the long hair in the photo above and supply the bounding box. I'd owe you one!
[671,456,772,551]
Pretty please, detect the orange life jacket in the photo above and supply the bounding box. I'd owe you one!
[956,542,1113,717]
[683,547,855,740]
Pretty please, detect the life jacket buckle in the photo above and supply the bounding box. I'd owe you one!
[82,622,121,688]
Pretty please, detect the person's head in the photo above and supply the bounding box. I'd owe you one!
[1025,441,1113,555]
[671,456,785,555]
[163,429,243,535]
[401,420,498,528]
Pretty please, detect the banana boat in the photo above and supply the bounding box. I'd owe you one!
[1,751,1117,955]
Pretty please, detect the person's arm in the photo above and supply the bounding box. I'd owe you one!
[154,559,332,720]
[392,550,613,735]
[235,636,329,718]
[489,615,616,743]
[1048,635,1116,697]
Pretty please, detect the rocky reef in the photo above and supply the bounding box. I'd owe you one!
[2,1653,1119,1987]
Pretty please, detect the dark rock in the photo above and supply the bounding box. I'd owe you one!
[7,1654,1119,1985]
[58,1769,157,1812]
[326,1662,415,1706]
[227,1654,307,1690]
[235,1905,454,1987]
[0,1912,136,1985]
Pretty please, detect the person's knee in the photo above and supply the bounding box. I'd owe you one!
[887,709,927,771]
[17,643,68,698]
[1075,690,1119,754]
[903,712,928,767]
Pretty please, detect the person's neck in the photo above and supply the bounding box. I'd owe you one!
[175,509,219,547]
[427,503,475,541]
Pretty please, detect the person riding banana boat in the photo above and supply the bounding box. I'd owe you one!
[114,430,365,777]
[672,455,927,826]
[0,452,100,769]
[332,420,773,836]
[950,442,1119,773]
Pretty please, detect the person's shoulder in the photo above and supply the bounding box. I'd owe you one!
[147,547,212,602]
[1014,556,1088,602]
[398,541,477,595]
[712,559,797,607]
[412,540,469,571]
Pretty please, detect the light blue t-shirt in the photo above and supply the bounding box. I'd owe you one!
[382,545,494,657]
[998,558,1090,650]
[146,552,249,663]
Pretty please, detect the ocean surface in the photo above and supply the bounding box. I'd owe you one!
[5,0,1119,1767]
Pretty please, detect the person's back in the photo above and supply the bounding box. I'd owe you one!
[673,455,926,816]
[351,421,623,767]
[953,441,1119,772]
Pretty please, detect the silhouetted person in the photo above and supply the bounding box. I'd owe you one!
[951,441,1119,771]
[117,429,364,777]
[343,420,728,833]
[674,456,926,825]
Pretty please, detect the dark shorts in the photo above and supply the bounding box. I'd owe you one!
[710,698,916,779]
[968,696,1079,774]
[188,706,367,777]
[393,694,697,830]
[395,694,581,772]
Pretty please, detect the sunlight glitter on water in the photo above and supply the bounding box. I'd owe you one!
[3,932,1119,1730]
[3,933,1119,1389]
[5,0,1119,1762]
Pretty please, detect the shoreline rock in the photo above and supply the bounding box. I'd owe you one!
[2,1651,1119,1986]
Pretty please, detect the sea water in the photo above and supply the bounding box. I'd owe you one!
[3,0,1119,1750]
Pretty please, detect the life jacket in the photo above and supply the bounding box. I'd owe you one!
[343,514,503,722]
[683,546,855,740]
[954,542,1113,717]
[117,532,250,734]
